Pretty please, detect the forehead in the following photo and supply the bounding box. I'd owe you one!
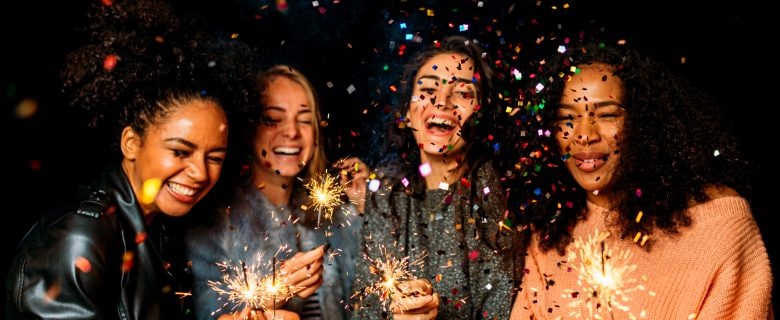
[168,98,223,117]
[263,77,311,110]
[155,100,226,131]
[562,63,624,102]
[417,52,475,78]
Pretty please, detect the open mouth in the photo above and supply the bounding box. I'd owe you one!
[425,116,457,133]
[572,155,609,173]
[273,146,301,156]
[167,181,196,196]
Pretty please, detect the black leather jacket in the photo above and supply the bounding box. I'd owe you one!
[5,165,193,320]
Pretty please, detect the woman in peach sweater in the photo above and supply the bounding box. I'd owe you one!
[509,39,773,319]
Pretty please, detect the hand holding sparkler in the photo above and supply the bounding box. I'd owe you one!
[278,244,326,299]
[389,279,440,320]
[334,157,369,214]
[216,308,301,320]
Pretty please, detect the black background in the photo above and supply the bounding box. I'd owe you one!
[3,0,776,312]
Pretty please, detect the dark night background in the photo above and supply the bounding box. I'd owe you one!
[3,0,776,313]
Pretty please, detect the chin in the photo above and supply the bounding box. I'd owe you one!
[158,203,194,217]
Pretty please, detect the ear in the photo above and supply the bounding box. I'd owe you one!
[120,126,142,160]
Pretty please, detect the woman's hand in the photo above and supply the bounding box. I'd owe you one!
[390,279,439,320]
[334,157,369,214]
[249,245,326,310]
[278,245,325,299]
[217,308,301,320]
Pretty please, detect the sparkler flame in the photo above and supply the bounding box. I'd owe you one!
[354,244,426,311]
[303,171,347,227]
[567,229,647,319]
[208,255,297,316]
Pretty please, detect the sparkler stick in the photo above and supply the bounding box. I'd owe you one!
[208,256,297,318]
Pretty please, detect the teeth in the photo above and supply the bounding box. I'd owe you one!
[426,117,454,127]
[168,182,196,196]
[273,147,301,155]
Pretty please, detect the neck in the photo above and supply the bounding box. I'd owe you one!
[419,152,467,190]
[252,170,294,207]
[586,191,614,208]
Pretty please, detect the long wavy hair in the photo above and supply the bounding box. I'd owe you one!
[514,39,752,253]
[378,34,499,196]
[238,64,328,183]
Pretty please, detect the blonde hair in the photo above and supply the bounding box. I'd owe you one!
[256,65,327,181]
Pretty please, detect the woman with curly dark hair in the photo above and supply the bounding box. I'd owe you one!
[4,0,263,319]
[351,35,524,319]
[509,39,773,319]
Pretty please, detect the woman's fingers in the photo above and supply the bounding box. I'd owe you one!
[293,276,323,298]
[390,293,440,320]
[397,279,433,296]
[334,157,369,213]
[279,245,326,275]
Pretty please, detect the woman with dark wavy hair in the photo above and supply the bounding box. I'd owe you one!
[352,35,524,319]
[510,39,773,319]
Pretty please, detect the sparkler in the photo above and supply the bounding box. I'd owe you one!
[354,244,426,311]
[566,229,646,319]
[208,255,297,317]
[303,171,346,227]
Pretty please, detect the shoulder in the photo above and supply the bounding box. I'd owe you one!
[703,185,740,200]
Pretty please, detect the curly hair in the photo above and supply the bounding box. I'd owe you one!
[378,34,500,195]
[60,0,259,156]
[513,39,753,253]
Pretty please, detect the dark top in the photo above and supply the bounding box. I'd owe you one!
[352,161,524,319]
[5,164,193,320]
[186,183,361,320]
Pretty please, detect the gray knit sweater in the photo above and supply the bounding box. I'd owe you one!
[351,162,523,319]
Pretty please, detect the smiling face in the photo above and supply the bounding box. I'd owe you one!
[406,52,478,163]
[121,98,228,217]
[555,63,625,203]
[253,76,315,184]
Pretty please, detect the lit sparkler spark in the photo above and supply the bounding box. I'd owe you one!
[566,229,647,319]
[208,256,297,316]
[354,245,426,311]
[303,171,346,227]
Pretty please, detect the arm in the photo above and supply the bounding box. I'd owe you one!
[334,157,369,214]
[7,214,117,319]
[696,213,773,319]
[469,162,519,319]
[351,178,406,319]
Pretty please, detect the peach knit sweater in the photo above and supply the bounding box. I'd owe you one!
[511,196,773,319]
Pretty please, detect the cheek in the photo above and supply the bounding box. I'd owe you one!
[555,132,571,152]
[601,126,621,144]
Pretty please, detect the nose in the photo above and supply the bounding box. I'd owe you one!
[435,86,456,109]
[281,119,300,138]
[572,118,601,146]
[186,158,208,183]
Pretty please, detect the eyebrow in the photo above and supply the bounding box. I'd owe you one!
[164,138,227,152]
[592,100,625,109]
[417,75,474,86]
[264,105,311,112]
[559,100,624,110]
